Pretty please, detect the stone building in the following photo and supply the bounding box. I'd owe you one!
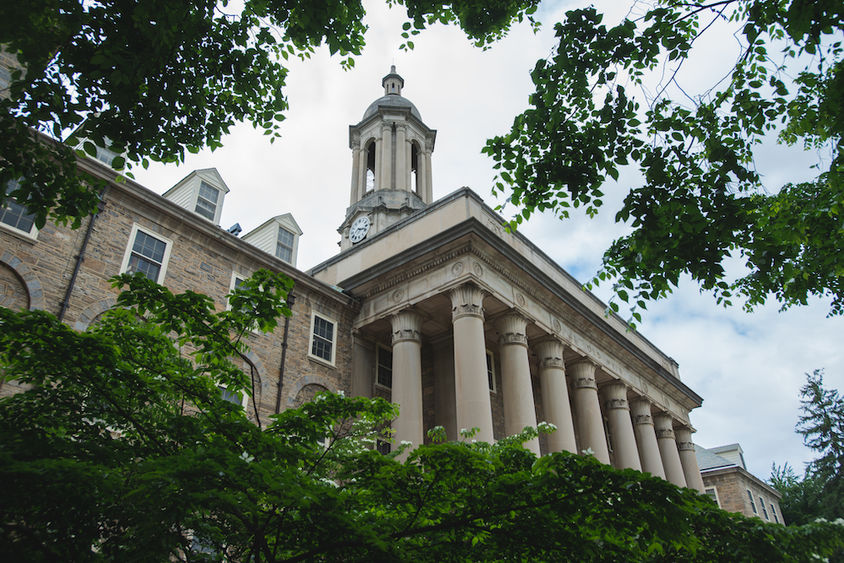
[0,67,705,490]
[697,444,784,523]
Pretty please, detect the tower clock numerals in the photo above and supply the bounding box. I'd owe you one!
[349,215,371,244]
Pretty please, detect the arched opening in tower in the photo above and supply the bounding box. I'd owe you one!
[365,140,376,192]
[411,141,420,196]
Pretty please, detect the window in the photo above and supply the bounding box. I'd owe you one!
[747,489,757,514]
[376,345,392,388]
[195,181,219,221]
[309,314,336,365]
[121,224,172,283]
[276,227,295,263]
[1,180,36,236]
[376,439,391,455]
[760,496,769,520]
[770,503,779,523]
[704,487,720,507]
[486,350,496,392]
[218,384,245,407]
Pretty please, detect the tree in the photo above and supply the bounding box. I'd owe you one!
[2,273,844,561]
[0,0,539,228]
[483,1,844,320]
[770,370,844,526]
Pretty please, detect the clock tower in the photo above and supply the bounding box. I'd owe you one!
[338,66,437,250]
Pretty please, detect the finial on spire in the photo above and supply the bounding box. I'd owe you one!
[382,65,404,96]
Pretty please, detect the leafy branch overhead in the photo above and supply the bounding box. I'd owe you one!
[484,0,844,318]
[0,0,538,229]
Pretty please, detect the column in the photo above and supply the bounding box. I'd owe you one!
[602,382,642,470]
[630,398,666,478]
[569,360,610,464]
[350,146,361,205]
[390,309,423,450]
[424,150,433,203]
[450,283,494,443]
[675,427,705,492]
[357,146,368,197]
[535,339,577,454]
[374,138,382,190]
[654,414,687,487]
[417,146,427,201]
[380,124,392,190]
[405,140,412,193]
[497,312,539,455]
[395,124,407,191]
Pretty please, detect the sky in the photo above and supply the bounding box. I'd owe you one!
[130,0,844,481]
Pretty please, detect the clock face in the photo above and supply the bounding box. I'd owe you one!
[349,215,370,244]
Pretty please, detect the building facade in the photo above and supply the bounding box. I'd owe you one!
[1,67,705,490]
[697,444,784,523]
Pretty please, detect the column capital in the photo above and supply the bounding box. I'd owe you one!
[450,283,485,321]
[674,426,696,451]
[630,397,654,425]
[391,309,422,345]
[568,359,597,389]
[534,338,565,370]
[497,311,528,348]
[653,413,676,440]
[602,381,629,410]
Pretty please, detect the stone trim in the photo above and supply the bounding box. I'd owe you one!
[0,251,46,311]
[286,376,337,409]
[73,297,118,331]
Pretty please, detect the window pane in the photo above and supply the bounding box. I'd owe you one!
[311,316,334,361]
[1,180,36,233]
[377,346,393,388]
[199,182,219,204]
[218,385,243,406]
[133,230,166,262]
[276,228,295,263]
[486,352,494,391]
[128,229,166,282]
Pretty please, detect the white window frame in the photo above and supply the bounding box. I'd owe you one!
[747,489,758,514]
[1,180,38,239]
[704,486,720,508]
[217,383,247,408]
[119,223,173,283]
[195,181,220,222]
[486,349,497,393]
[760,495,769,520]
[770,502,779,523]
[375,343,393,390]
[308,313,337,367]
[227,272,247,310]
[276,226,295,264]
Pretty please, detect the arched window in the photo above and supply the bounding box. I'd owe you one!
[410,141,420,195]
[365,140,376,192]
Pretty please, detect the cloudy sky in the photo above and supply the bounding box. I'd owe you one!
[130,0,843,480]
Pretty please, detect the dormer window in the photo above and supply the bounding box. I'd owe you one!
[162,169,229,226]
[276,227,295,263]
[195,181,219,221]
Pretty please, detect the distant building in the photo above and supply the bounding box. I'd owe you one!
[697,443,783,523]
[1,65,707,489]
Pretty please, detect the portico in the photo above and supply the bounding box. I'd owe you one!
[310,68,705,489]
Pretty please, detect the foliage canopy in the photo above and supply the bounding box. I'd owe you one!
[771,369,844,526]
[1,273,844,561]
[484,0,844,319]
